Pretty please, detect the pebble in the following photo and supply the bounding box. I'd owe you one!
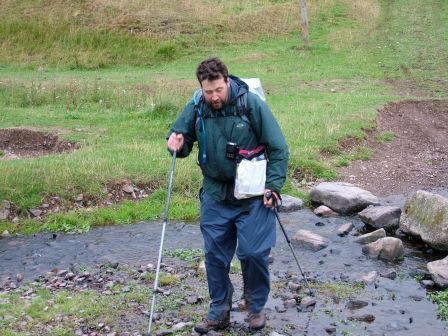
[421,280,435,288]
[287,282,300,291]
[324,326,336,334]
[187,295,199,304]
[346,300,368,310]
[275,305,287,313]
[283,299,296,308]
[29,208,42,217]
[380,269,397,280]
[348,314,375,323]
[299,296,316,308]
[16,273,24,282]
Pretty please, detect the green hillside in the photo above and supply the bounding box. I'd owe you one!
[0,0,447,234]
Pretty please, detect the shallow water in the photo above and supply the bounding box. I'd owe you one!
[1,196,447,335]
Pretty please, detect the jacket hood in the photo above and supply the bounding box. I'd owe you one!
[227,75,248,104]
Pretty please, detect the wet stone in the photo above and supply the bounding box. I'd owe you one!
[346,300,369,310]
[288,282,300,291]
[409,295,423,301]
[380,269,397,280]
[422,280,435,288]
[299,296,316,308]
[324,326,336,334]
[347,314,375,323]
[283,299,296,308]
[275,305,287,313]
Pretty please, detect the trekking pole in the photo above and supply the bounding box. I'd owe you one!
[146,151,177,336]
[265,191,313,296]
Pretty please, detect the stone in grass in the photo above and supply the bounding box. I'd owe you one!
[427,256,448,288]
[2,230,11,238]
[292,230,330,252]
[310,182,379,214]
[355,228,386,244]
[187,295,199,304]
[279,195,304,213]
[0,209,10,220]
[29,208,42,217]
[172,321,193,332]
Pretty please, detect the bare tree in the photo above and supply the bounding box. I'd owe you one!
[299,0,309,49]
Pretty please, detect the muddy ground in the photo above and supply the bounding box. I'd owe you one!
[0,128,79,160]
[340,100,448,196]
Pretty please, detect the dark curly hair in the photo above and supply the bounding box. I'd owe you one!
[196,57,228,84]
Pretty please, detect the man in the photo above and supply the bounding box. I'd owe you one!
[167,57,288,333]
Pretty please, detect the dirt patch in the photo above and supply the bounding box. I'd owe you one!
[340,100,448,196]
[0,128,79,160]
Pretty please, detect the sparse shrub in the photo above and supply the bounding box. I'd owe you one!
[156,43,177,61]
[432,289,448,321]
[320,143,341,156]
[164,248,204,262]
[148,100,178,119]
[376,131,396,144]
[352,146,373,160]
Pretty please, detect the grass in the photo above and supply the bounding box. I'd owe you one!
[376,131,396,144]
[1,0,448,234]
[432,289,448,322]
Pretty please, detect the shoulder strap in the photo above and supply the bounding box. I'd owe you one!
[193,89,207,164]
[237,92,261,141]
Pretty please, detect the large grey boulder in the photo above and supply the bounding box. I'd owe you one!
[310,182,379,214]
[427,256,448,288]
[279,195,304,213]
[362,237,404,261]
[355,228,386,244]
[358,206,401,231]
[400,191,448,250]
[292,230,330,251]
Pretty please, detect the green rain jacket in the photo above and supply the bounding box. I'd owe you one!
[168,75,289,203]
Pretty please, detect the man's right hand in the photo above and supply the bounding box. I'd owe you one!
[167,132,184,152]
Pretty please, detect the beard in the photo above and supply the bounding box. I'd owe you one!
[207,97,226,110]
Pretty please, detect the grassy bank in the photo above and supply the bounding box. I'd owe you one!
[1,0,448,234]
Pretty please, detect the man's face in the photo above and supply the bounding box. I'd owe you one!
[201,76,229,110]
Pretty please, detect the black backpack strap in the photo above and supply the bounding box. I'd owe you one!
[237,92,260,141]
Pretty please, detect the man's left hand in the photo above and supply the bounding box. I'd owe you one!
[263,189,280,208]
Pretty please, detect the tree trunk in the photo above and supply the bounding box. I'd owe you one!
[299,0,309,49]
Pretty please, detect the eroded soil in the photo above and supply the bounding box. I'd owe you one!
[340,100,448,196]
[0,128,78,160]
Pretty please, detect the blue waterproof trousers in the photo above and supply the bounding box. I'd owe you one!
[200,190,276,321]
